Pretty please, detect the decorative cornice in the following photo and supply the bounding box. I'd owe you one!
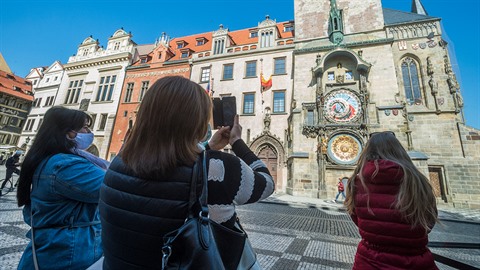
[64,53,131,71]
[98,65,123,72]
[294,38,394,54]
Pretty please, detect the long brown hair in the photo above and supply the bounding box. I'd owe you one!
[345,132,437,231]
[121,76,211,177]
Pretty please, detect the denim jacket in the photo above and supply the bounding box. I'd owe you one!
[18,153,105,270]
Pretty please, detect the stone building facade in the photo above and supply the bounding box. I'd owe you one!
[288,0,480,208]
[56,29,135,158]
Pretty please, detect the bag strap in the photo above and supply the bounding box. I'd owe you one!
[186,151,206,218]
[30,156,53,270]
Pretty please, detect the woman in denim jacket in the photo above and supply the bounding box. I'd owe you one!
[17,106,107,270]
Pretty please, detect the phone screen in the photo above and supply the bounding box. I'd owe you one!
[222,96,236,127]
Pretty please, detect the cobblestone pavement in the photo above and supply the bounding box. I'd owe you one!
[1,162,479,270]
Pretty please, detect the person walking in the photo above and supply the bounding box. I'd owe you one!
[99,76,274,269]
[16,106,107,270]
[333,177,346,203]
[0,151,22,196]
[345,131,438,270]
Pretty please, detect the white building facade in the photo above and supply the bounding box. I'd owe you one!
[22,62,65,149]
[56,29,135,158]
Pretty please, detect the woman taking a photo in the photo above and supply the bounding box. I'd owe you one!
[99,76,274,269]
[17,106,106,270]
[345,131,438,270]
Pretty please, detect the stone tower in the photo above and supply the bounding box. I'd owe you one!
[289,0,480,208]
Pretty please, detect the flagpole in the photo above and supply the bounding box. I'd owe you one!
[260,58,264,114]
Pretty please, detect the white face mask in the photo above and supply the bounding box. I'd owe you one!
[73,132,94,150]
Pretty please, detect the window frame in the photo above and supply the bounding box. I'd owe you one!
[274,57,286,75]
[124,83,134,103]
[245,61,257,78]
[242,92,255,115]
[401,57,423,105]
[222,64,234,80]
[272,90,286,113]
[95,75,117,102]
[65,79,84,104]
[200,67,211,83]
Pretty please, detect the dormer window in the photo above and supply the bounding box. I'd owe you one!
[158,52,162,59]
[181,51,189,58]
[284,25,294,32]
[196,38,207,46]
[83,49,89,56]
[176,41,186,49]
[250,31,258,38]
[140,57,148,64]
[260,30,274,48]
[114,42,120,50]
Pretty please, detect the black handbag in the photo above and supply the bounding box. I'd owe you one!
[162,151,260,270]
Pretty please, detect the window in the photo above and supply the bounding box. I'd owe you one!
[65,80,83,104]
[11,135,19,145]
[37,118,43,131]
[274,58,286,74]
[243,93,255,114]
[196,39,205,46]
[140,57,147,63]
[45,77,50,83]
[33,98,43,107]
[401,57,422,105]
[273,91,285,113]
[98,114,108,130]
[181,51,189,58]
[177,42,184,49]
[1,115,10,126]
[284,25,294,32]
[33,79,37,85]
[158,52,162,59]
[83,49,89,56]
[24,119,36,131]
[260,30,274,48]
[345,71,353,80]
[213,39,225,55]
[245,61,257,78]
[250,32,258,38]
[54,76,58,81]
[327,72,335,81]
[124,83,134,102]
[114,42,120,50]
[44,96,54,107]
[95,75,116,102]
[306,110,314,125]
[222,64,234,80]
[139,81,149,101]
[90,114,97,130]
[200,67,211,83]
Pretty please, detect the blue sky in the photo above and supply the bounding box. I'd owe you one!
[0,0,479,129]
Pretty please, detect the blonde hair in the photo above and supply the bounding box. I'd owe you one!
[121,76,212,177]
[345,132,437,231]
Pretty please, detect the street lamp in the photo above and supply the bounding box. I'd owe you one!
[25,136,31,144]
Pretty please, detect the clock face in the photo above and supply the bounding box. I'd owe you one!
[327,134,362,165]
[324,90,361,122]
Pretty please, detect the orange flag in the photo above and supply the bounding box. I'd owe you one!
[260,73,272,92]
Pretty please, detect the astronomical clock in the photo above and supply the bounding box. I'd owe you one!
[323,89,364,165]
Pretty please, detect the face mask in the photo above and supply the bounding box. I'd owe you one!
[73,132,94,150]
[200,124,212,147]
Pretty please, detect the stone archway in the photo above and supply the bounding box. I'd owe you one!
[249,133,285,191]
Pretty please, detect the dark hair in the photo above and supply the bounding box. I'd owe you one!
[17,106,91,206]
[121,76,211,177]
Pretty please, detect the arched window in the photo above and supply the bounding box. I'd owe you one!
[401,57,422,105]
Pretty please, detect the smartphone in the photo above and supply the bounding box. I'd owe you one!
[212,96,236,128]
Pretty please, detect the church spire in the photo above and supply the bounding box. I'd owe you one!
[411,0,428,16]
[328,0,344,45]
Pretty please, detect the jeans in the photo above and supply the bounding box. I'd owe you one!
[335,191,346,201]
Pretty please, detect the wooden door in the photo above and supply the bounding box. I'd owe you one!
[428,167,447,202]
[258,146,277,186]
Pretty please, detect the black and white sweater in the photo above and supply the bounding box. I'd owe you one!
[206,139,275,224]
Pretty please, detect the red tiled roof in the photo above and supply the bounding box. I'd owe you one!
[0,70,34,101]
[133,20,295,63]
